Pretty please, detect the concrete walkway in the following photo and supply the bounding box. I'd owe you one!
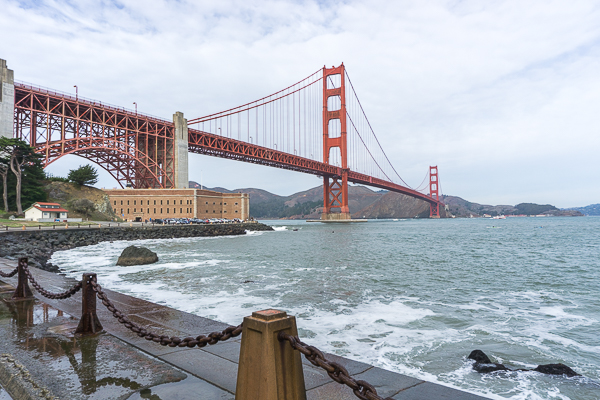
[0,258,491,400]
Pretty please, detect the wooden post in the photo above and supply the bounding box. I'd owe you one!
[235,309,306,400]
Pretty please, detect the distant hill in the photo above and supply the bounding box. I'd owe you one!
[352,191,432,219]
[189,181,584,219]
[443,196,583,217]
[562,204,600,216]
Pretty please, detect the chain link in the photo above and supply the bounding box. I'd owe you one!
[90,280,242,347]
[22,265,83,299]
[0,267,18,278]
[279,332,394,400]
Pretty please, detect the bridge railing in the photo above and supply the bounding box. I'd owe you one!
[15,80,170,124]
[1,257,395,400]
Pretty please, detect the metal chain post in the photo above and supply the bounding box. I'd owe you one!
[75,273,104,336]
[12,257,33,299]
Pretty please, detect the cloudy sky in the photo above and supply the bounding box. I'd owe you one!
[2,0,599,207]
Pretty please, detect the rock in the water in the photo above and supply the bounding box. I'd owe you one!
[468,350,492,364]
[117,245,158,266]
[534,364,580,377]
[468,350,580,377]
[473,363,510,373]
[469,351,510,373]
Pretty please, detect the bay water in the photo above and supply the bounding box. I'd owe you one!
[51,217,600,399]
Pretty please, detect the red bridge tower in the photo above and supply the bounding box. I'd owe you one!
[429,166,440,218]
[321,64,350,221]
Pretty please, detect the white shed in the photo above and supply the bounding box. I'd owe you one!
[24,202,69,222]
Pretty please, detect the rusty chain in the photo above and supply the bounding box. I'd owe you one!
[90,279,242,347]
[279,332,394,400]
[0,267,18,278]
[22,265,83,299]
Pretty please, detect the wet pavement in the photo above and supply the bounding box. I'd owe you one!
[0,258,491,399]
[0,282,186,399]
[0,384,13,400]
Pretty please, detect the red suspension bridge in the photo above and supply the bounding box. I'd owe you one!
[6,62,443,219]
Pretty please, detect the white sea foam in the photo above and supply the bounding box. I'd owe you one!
[245,230,266,236]
[272,226,287,231]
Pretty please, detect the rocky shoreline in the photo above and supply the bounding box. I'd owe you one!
[0,223,273,272]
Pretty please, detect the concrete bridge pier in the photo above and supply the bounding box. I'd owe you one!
[0,59,14,139]
[173,111,189,188]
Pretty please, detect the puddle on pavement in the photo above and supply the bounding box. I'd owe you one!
[0,384,13,400]
[0,291,186,400]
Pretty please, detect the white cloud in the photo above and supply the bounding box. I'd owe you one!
[2,0,599,206]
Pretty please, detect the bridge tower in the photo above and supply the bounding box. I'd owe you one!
[0,59,14,139]
[321,64,350,221]
[429,165,440,218]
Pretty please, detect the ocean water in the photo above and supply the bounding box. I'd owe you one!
[51,217,600,400]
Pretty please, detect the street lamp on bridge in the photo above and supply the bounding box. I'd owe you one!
[133,102,137,115]
[73,85,78,101]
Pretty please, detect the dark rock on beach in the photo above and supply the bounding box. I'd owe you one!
[117,246,158,266]
[0,223,273,273]
[468,350,580,377]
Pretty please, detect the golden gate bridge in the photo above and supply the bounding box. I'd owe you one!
[9,63,443,219]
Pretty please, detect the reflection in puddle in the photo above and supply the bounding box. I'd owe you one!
[59,337,142,395]
[0,294,185,400]
[0,384,14,400]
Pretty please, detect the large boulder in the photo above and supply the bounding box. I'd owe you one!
[117,245,158,266]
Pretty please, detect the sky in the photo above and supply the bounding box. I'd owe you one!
[1,0,599,208]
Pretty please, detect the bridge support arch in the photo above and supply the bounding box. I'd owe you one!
[11,76,190,190]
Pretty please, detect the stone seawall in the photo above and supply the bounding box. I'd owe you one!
[0,223,273,272]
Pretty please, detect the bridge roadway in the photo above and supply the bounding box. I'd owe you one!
[0,257,489,400]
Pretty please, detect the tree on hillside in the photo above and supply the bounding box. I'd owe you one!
[68,165,99,186]
[0,137,42,214]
